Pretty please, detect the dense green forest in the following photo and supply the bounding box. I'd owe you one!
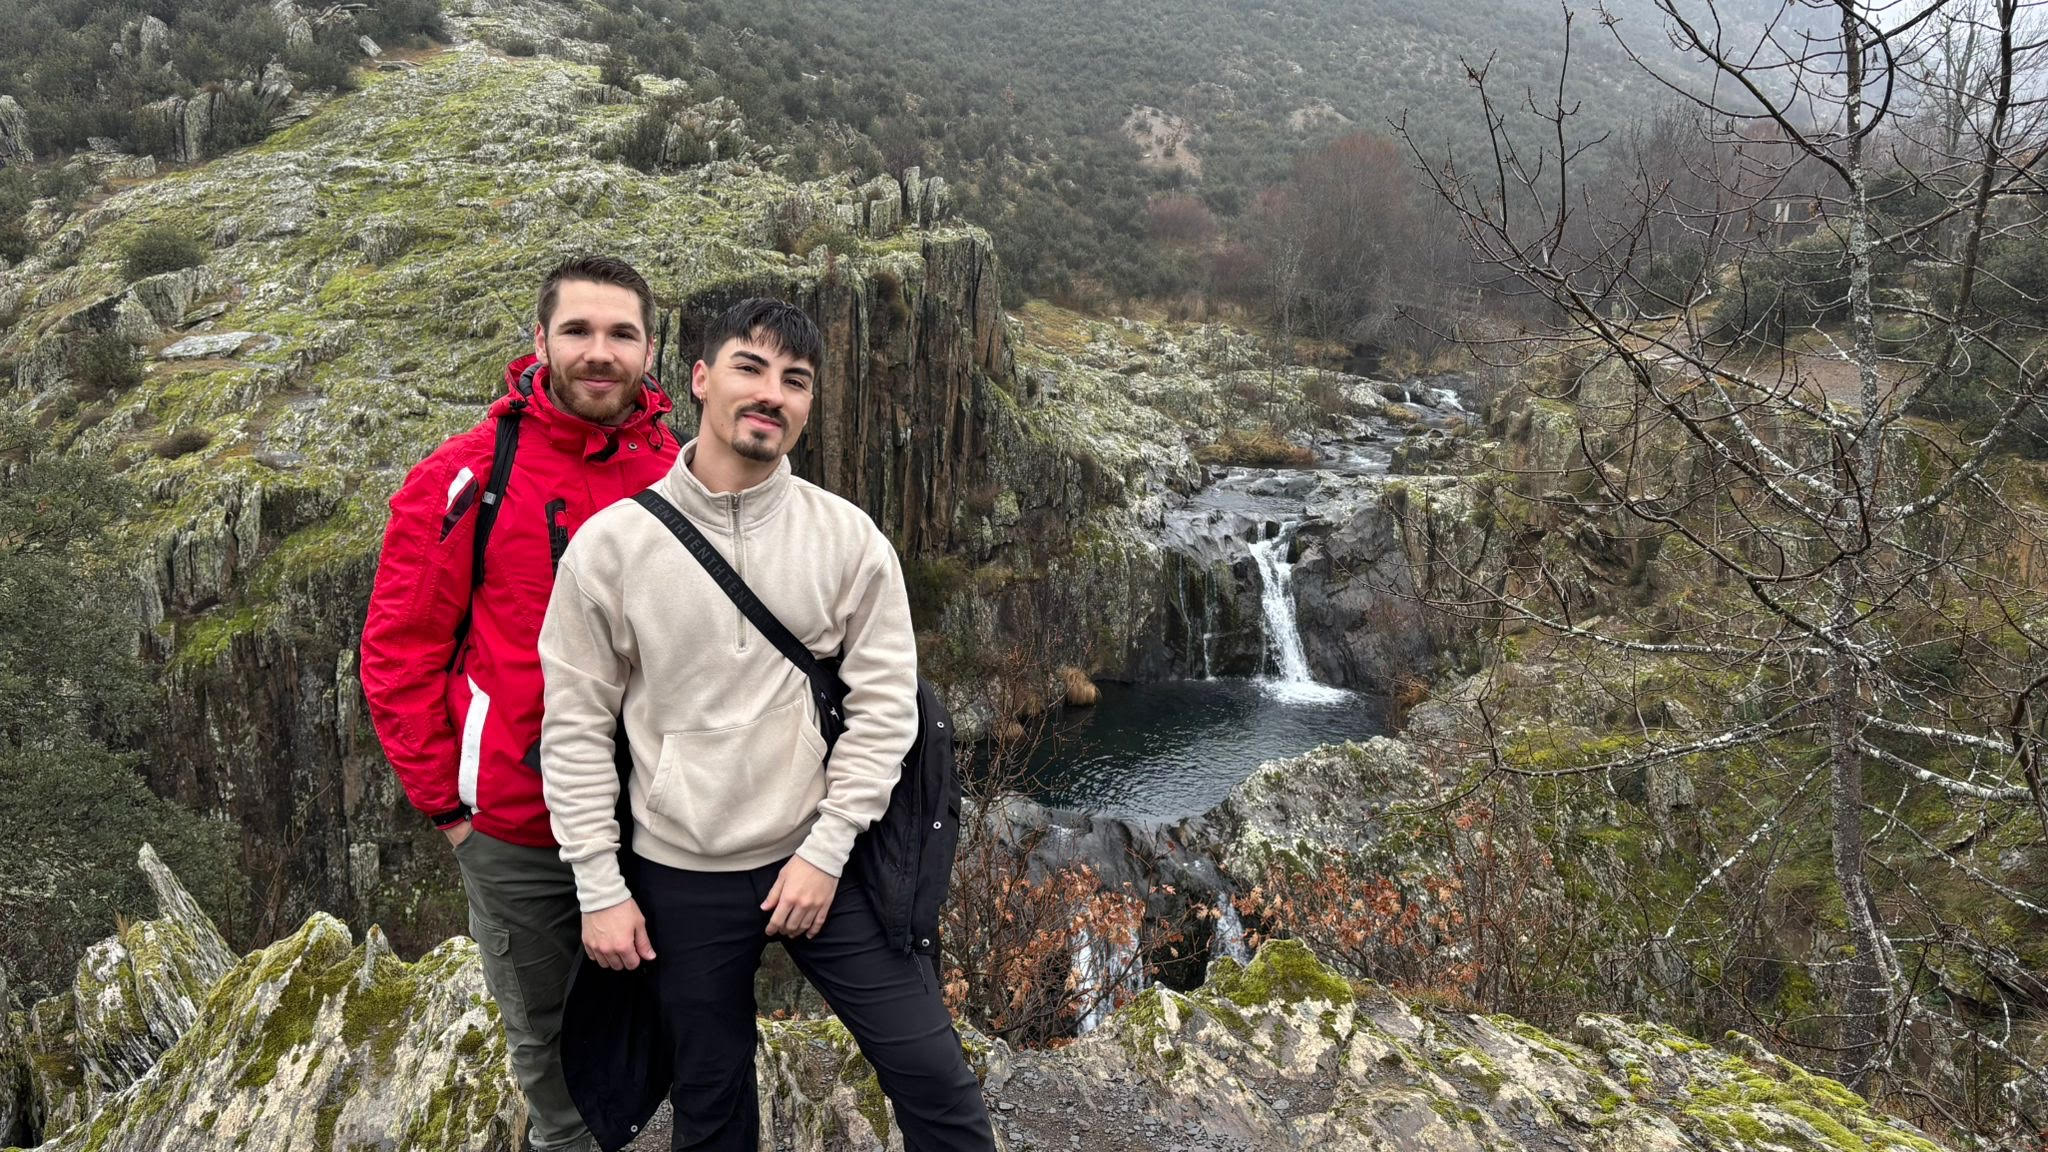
[578,0,1714,313]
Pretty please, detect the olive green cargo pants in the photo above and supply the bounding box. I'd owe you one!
[453,829,592,1152]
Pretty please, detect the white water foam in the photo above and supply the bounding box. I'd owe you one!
[1211,895,1252,965]
[1248,524,1352,704]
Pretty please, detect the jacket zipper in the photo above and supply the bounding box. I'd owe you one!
[730,492,746,652]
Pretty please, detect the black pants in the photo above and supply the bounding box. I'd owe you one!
[636,856,995,1152]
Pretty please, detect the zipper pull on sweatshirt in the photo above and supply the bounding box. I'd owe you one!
[730,492,746,651]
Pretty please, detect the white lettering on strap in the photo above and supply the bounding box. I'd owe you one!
[459,674,491,808]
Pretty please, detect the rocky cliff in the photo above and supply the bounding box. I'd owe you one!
[0,36,1179,951]
[2,23,1489,956]
[5,851,1946,1152]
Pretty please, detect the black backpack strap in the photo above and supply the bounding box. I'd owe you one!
[473,403,526,589]
[631,489,847,735]
[447,392,529,666]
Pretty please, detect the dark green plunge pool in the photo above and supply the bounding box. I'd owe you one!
[1006,679,1387,820]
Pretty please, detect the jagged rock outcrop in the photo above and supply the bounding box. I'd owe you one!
[0,97,29,166]
[990,939,1946,1152]
[270,0,313,49]
[1,984,25,1148]
[15,853,1938,1152]
[137,16,171,62]
[16,847,235,1142]
[25,915,516,1152]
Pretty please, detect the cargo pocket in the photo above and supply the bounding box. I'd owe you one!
[468,912,532,1035]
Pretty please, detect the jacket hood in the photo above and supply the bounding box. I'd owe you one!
[493,354,677,456]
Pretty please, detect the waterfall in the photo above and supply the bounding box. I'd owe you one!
[1211,895,1251,965]
[1070,920,1145,1035]
[1247,523,1349,703]
[1199,569,1219,678]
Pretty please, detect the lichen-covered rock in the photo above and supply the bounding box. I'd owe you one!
[2,989,26,1147]
[17,846,235,1139]
[24,858,1934,1152]
[753,1016,1010,1152]
[984,939,1945,1152]
[31,916,517,1152]
[1209,738,1444,879]
[0,96,29,165]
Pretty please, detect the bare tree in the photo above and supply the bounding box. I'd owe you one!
[1397,0,2048,1134]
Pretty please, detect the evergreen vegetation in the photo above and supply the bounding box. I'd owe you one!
[0,0,441,159]
[0,415,238,1001]
[574,0,1672,313]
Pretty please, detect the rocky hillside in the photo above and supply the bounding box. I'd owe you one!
[1,847,1947,1152]
[1,9,1489,959]
[0,35,1100,951]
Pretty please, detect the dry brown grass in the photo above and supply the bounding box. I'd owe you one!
[1195,427,1315,468]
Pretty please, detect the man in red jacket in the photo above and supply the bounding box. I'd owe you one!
[360,256,679,1152]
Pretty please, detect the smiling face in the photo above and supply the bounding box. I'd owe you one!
[533,279,653,427]
[691,330,816,466]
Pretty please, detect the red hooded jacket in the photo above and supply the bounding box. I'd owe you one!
[360,355,680,847]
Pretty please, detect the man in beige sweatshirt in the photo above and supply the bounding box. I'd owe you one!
[538,298,994,1152]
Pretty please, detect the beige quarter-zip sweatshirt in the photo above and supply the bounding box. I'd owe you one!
[538,441,918,913]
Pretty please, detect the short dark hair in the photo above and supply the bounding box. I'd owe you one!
[537,256,656,336]
[700,298,822,372]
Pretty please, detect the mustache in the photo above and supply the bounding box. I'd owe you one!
[737,404,784,427]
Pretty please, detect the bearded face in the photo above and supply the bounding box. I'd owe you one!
[536,280,652,427]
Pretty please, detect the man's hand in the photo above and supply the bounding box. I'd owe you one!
[442,820,473,848]
[762,856,838,938]
[583,899,657,970]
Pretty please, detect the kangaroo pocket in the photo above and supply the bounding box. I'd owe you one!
[641,696,828,859]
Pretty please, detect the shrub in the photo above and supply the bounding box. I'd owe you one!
[121,225,208,281]
[70,331,142,401]
[1302,371,1353,426]
[152,428,211,458]
[500,35,538,57]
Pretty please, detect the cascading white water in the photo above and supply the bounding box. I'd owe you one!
[1247,523,1350,703]
[1211,895,1251,965]
[1070,920,1145,1034]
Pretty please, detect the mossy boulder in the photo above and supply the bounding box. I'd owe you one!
[32,914,517,1152]
[981,938,1947,1152]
